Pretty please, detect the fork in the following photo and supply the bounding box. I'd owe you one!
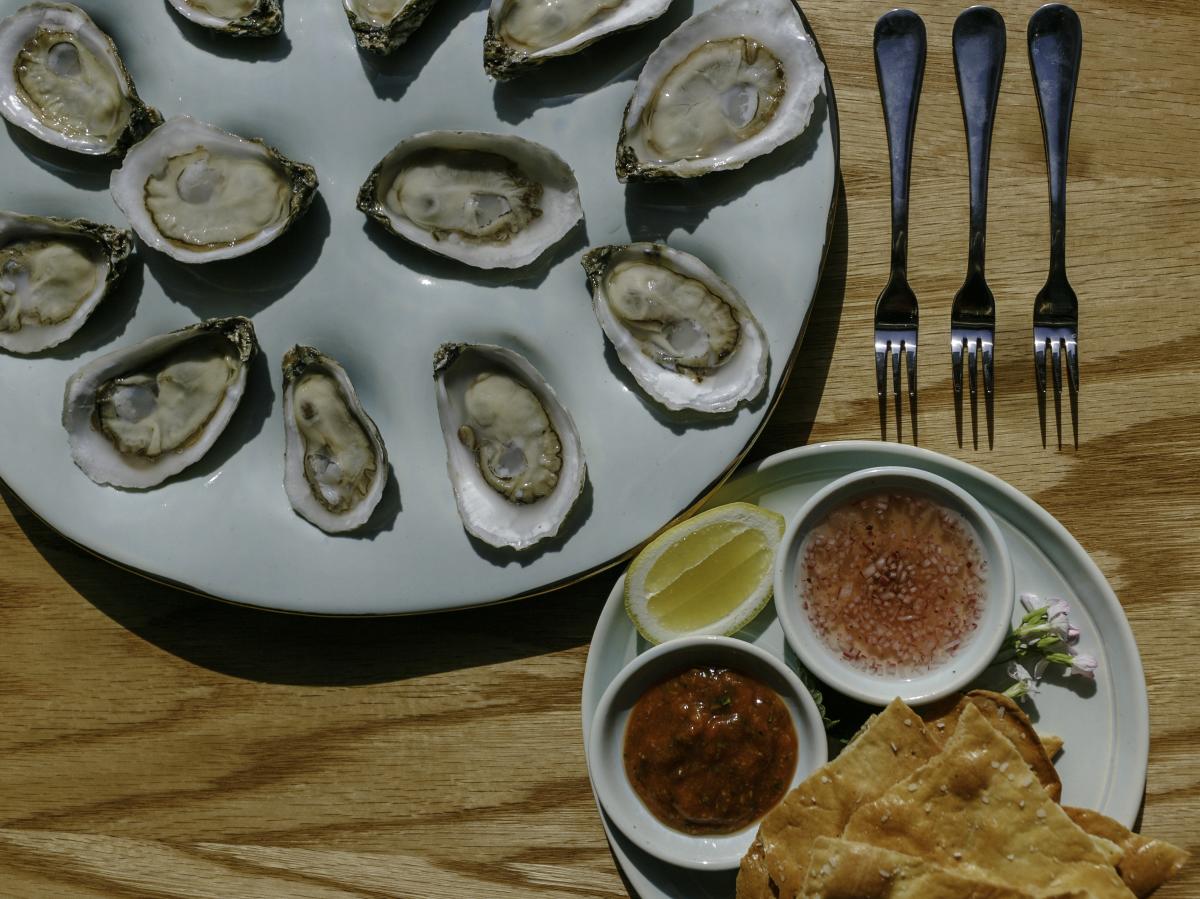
[1029,4,1082,404]
[873,10,926,419]
[950,6,1005,424]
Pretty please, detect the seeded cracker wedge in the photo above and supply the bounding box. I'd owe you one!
[1064,807,1189,897]
[921,690,1062,801]
[1040,733,1066,758]
[737,835,774,899]
[736,698,940,899]
[842,705,1134,897]
[801,837,1037,898]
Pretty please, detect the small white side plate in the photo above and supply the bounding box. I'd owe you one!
[581,441,1148,899]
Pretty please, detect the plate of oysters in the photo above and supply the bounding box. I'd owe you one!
[0,0,837,613]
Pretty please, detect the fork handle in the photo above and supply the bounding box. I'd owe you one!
[1029,4,1082,279]
[954,6,1006,280]
[874,9,926,279]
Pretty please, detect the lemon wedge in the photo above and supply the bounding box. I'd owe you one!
[624,502,786,644]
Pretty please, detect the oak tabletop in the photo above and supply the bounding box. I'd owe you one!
[2,0,1198,896]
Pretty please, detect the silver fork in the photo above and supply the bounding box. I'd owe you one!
[1029,4,1082,411]
[950,6,1005,443]
[873,9,926,429]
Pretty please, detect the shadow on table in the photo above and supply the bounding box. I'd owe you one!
[1,482,608,687]
[745,178,849,463]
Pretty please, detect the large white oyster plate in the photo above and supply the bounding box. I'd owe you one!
[0,0,837,613]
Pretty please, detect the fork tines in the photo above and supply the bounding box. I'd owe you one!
[1033,326,1079,399]
[875,332,918,402]
[951,331,994,401]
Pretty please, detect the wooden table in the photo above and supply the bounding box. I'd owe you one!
[2,0,1197,895]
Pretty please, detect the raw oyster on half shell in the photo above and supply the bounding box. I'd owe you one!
[0,210,131,354]
[582,242,767,412]
[358,130,582,269]
[484,0,671,80]
[434,343,586,549]
[0,2,161,156]
[63,317,258,488]
[615,0,824,181]
[166,0,284,38]
[110,116,317,264]
[282,346,389,534]
[343,0,437,54]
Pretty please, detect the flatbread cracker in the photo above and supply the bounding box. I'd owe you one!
[738,835,777,898]
[842,704,1135,898]
[800,836,1038,898]
[1039,733,1065,758]
[921,690,1062,801]
[1065,807,1189,897]
[737,698,940,899]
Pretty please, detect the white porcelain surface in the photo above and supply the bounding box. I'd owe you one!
[588,635,827,871]
[582,442,1149,899]
[0,0,836,613]
[774,466,1014,705]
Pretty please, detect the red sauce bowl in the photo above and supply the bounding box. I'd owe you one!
[587,635,828,870]
[774,466,1015,706]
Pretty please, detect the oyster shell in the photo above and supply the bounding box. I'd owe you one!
[110,116,317,264]
[166,0,284,38]
[343,0,437,54]
[0,2,162,156]
[582,242,767,412]
[0,210,131,354]
[615,0,824,181]
[358,130,583,270]
[63,317,258,488]
[282,346,389,533]
[484,0,671,80]
[434,343,586,549]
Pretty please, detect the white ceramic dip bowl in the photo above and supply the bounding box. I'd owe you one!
[774,466,1014,706]
[587,635,828,870]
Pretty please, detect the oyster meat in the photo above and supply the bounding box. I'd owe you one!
[0,2,161,156]
[282,346,389,533]
[358,130,582,269]
[484,0,671,80]
[111,116,317,264]
[434,343,586,549]
[343,0,438,54]
[166,0,284,38]
[582,242,767,412]
[615,0,824,181]
[0,210,131,354]
[63,317,258,488]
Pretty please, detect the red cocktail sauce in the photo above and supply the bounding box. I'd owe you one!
[623,667,797,835]
[799,490,987,675]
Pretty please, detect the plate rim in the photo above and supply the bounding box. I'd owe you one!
[0,0,842,617]
[580,439,1150,898]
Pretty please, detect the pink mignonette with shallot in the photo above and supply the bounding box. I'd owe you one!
[799,491,987,676]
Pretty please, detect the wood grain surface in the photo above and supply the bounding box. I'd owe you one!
[2,0,1198,896]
